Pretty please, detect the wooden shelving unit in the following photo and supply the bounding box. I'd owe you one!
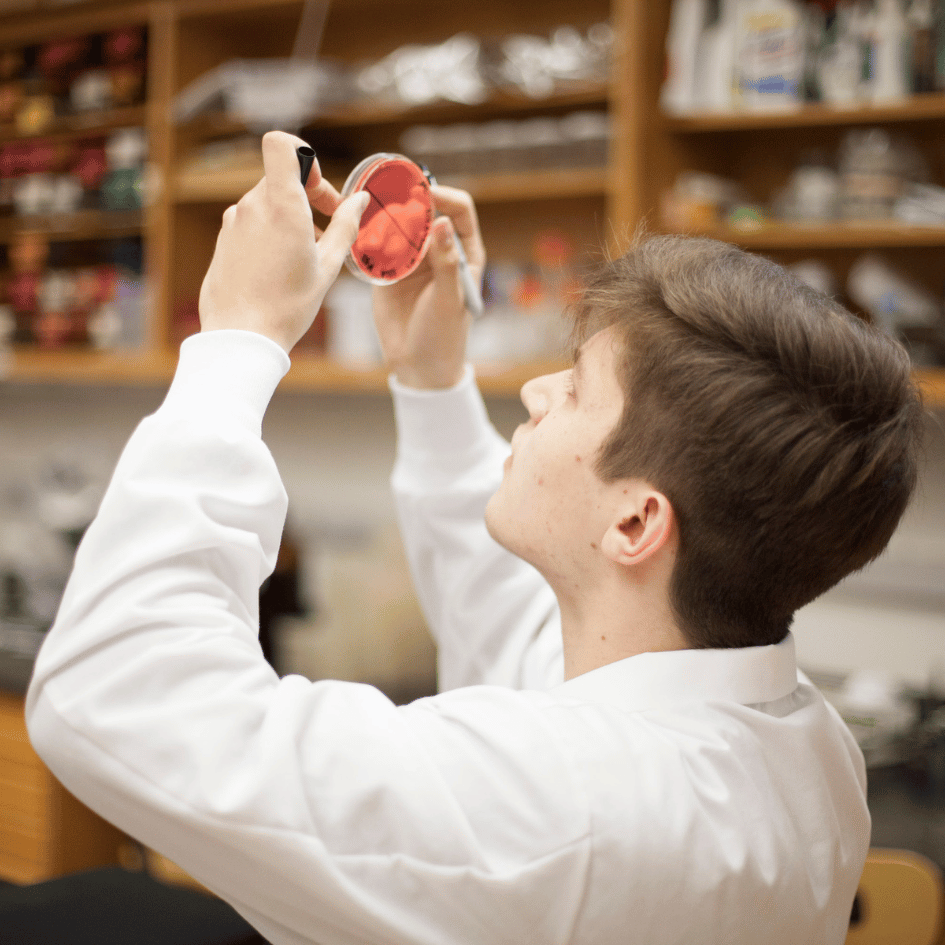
[0,209,144,243]
[681,222,945,251]
[173,162,608,205]
[0,103,147,143]
[637,0,945,408]
[0,690,126,885]
[6,343,567,395]
[0,0,620,395]
[663,93,945,132]
[1,0,942,407]
[185,81,610,134]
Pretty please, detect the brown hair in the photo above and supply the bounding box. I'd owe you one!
[571,235,925,649]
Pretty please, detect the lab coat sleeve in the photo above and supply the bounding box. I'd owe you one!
[24,330,588,945]
[389,367,563,693]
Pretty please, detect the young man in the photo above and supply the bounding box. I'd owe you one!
[26,132,922,945]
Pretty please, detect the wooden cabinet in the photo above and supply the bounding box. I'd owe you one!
[0,690,125,885]
[634,1,945,408]
[0,0,641,395]
[0,0,942,402]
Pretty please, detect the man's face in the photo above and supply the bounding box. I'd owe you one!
[485,326,627,582]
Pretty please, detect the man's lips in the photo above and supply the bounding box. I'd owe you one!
[506,425,528,470]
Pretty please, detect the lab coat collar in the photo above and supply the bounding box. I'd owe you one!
[552,632,798,712]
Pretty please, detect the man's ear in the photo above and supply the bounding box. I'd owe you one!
[600,486,674,568]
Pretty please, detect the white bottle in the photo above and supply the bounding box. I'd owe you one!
[870,0,910,102]
[818,2,866,105]
[735,0,806,111]
[695,0,741,111]
[661,0,711,113]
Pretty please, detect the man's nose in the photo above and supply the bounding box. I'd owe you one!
[520,374,552,422]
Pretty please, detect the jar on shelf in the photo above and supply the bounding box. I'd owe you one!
[6,231,49,345]
[838,128,926,220]
[70,67,113,115]
[103,25,146,108]
[101,127,147,211]
[0,47,25,124]
[37,34,91,107]
[15,69,56,135]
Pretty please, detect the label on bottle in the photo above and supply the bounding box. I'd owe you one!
[736,5,804,110]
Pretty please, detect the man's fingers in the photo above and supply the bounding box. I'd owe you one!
[260,130,309,199]
[430,185,485,271]
[306,175,342,216]
[427,217,470,317]
[259,129,341,215]
[317,190,370,273]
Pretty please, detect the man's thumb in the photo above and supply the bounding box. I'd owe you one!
[319,190,370,271]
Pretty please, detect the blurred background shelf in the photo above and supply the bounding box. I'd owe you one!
[172,163,608,205]
[4,345,568,396]
[182,82,610,138]
[915,368,945,408]
[686,223,945,250]
[0,209,143,243]
[0,104,147,144]
[0,0,941,391]
[664,94,945,133]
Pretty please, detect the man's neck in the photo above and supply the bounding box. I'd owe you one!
[555,570,688,681]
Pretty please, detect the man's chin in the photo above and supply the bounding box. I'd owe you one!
[484,495,516,550]
[483,496,503,546]
[484,499,532,568]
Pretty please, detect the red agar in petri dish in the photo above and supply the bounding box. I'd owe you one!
[341,154,434,285]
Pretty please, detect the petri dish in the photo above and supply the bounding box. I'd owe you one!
[340,153,434,285]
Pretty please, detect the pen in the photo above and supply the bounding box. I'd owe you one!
[297,145,315,188]
[420,166,485,318]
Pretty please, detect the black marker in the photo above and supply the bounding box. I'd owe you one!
[297,145,315,188]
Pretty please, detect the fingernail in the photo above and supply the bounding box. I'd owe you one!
[437,218,453,249]
[356,191,371,213]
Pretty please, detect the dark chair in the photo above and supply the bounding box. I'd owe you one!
[0,864,269,945]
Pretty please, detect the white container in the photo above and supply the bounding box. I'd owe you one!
[869,0,910,102]
[695,0,741,111]
[734,0,805,111]
[817,2,866,105]
[661,0,711,113]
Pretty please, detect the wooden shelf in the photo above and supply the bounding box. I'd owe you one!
[663,94,945,133]
[173,163,607,204]
[438,167,607,203]
[0,0,620,391]
[0,209,144,244]
[683,221,945,250]
[282,354,568,395]
[3,345,567,396]
[0,105,148,147]
[184,83,610,139]
[4,347,176,385]
[8,344,941,406]
[915,368,945,409]
[0,690,125,885]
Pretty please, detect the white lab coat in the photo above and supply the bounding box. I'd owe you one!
[26,329,870,945]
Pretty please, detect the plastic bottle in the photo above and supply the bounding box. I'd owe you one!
[871,0,911,102]
[696,0,742,111]
[908,0,937,92]
[734,0,806,111]
[661,0,711,113]
[817,2,866,105]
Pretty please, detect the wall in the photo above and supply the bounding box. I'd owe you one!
[1,377,943,692]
